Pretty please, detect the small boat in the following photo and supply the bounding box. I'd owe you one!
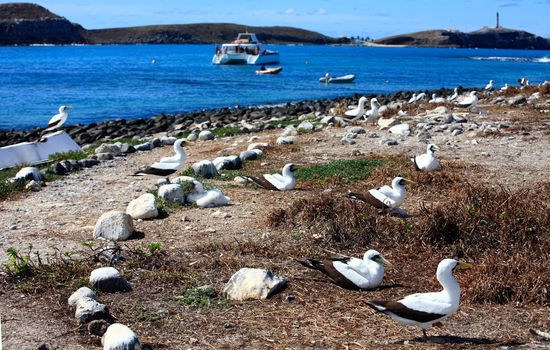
[320,73,355,84]
[256,67,283,75]
[212,33,279,65]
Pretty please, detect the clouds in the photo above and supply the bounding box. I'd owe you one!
[281,7,327,17]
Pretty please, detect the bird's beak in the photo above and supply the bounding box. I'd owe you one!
[379,256,392,267]
[456,262,473,270]
[403,178,416,184]
[433,146,441,151]
[67,106,73,109]
[183,140,194,145]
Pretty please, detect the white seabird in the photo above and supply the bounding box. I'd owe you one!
[500,83,509,91]
[415,92,426,102]
[345,96,368,118]
[364,98,380,124]
[297,249,392,290]
[244,163,297,191]
[408,93,417,104]
[484,80,494,90]
[347,177,413,209]
[429,94,446,104]
[412,144,441,171]
[447,88,458,101]
[186,180,230,208]
[133,139,188,177]
[45,105,72,131]
[457,91,478,109]
[366,258,472,339]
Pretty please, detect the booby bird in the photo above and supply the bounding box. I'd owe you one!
[407,93,417,104]
[44,105,72,132]
[347,177,413,209]
[414,92,426,102]
[412,144,441,171]
[447,88,458,101]
[244,163,297,191]
[297,249,392,290]
[428,94,446,104]
[484,80,494,90]
[500,83,509,91]
[133,139,188,177]
[89,321,142,350]
[364,98,380,124]
[345,96,368,118]
[365,258,472,340]
[457,91,478,109]
[186,180,230,208]
[518,77,529,87]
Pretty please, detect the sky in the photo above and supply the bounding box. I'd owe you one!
[7,0,550,38]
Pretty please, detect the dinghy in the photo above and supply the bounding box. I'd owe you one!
[319,73,355,84]
[256,67,283,75]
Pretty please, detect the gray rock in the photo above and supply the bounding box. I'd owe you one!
[50,162,68,175]
[93,211,134,241]
[96,152,114,161]
[135,142,153,152]
[25,180,42,192]
[344,132,357,139]
[417,132,432,141]
[126,193,158,220]
[187,132,199,142]
[95,144,122,156]
[341,137,356,145]
[14,167,43,182]
[443,114,454,124]
[380,138,399,146]
[78,158,100,168]
[508,94,527,106]
[161,136,177,145]
[450,125,463,132]
[348,127,366,134]
[75,297,110,324]
[320,116,335,124]
[453,115,468,123]
[158,184,185,203]
[213,156,242,171]
[240,150,261,162]
[151,138,162,147]
[89,267,131,293]
[222,268,287,301]
[119,143,136,154]
[171,176,196,185]
[198,130,214,141]
[367,132,379,138]
[276,136,296,145]
[192,160,218,179]
[297,120,314,132]
[68,287,97,307]
[388,123,411,137]
[451,129,463,136]
[156,178,170,186]
[281,125,298,137]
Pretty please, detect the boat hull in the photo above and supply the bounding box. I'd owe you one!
[212,52,279,65]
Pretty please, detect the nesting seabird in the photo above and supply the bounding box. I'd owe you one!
[345,96,368,119]
[297,249,391,290]
[447,88,458,101]
[133,139,188,177]
[186,180,230,208]
[457,91,478,109]
[407,93,417,104]
[428,94,446,104]
[244,163,297,191]
[484,80,494,91]
[364,98,380,124]
[412,144,441,171]
[365,258,472,339]
[500,83,509,91]
[414,92,426,102]
[347,177,413,209]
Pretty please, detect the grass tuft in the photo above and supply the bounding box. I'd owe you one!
[48,150,87,162]
[175,286,229,309]
[295,159,386,184]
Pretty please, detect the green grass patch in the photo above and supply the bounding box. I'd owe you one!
[210,126,242,138]
[266,119,301,127]
[175,286,230,309]
[295,159,386,184]
[0,167,22,200]
[48,150,87,162]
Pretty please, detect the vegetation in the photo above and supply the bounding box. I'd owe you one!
[295,159,387,184]
[48,150,87,161]
[176,286,229,309]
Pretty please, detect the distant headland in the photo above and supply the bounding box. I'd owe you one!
[1,3,549,49]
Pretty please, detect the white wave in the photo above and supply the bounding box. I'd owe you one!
[470,56,550,63]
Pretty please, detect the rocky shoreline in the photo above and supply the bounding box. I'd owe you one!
[0,88,459,147]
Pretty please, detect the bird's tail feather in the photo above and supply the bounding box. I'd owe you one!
[296,258,323,271]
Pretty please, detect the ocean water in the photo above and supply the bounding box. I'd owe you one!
[0,44,549,130]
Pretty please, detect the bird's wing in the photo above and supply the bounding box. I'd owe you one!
[347,189,394,209]
[243,175,282,191]
[366,299,447,323]
[46,113,65,130]
[377,185,393,197]
[345,108,359,116]
[399,292,454,315]
[332,260,374,289]
[268,173,285,183]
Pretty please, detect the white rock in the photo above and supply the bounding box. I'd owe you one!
[222,268,287,301]
[281,125,298,137]
[68,287,97,307]
[102,323,141,350]
[297,121,314,132]
[14,167,43,182]
[187,132,198,142]
[126,193,158,220]
[388,123,411,137]
[198,130,215,141]
[212,156,242,171]
[378,117,400,129]
[171,176,196,185]
[158,184,185,203]
[276,136,296,145]
[191,160,218,178]
[93,211,134,241]
[89,267,131,293]
[161,136,177,145]
[95,143,122,156]
[75,297,109,324]
[247,142,269,151]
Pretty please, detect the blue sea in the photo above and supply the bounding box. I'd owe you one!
[0,44,549,130]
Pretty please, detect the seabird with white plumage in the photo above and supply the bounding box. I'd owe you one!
[347,177,413,209]
[244,163,297,191]
[132,139,188,177]
[364,98,380,124]
[457,91,478,109]
[407,93,417,104]
[429,94,446,104]
[297,249,392,290]
[88,320,141,350]
[412,144,441,171]
[365,258,472,340]
[415,92,426,102]
[345,96,368,118]
[484,80,494,91]
[186,180,230,208]
[447,88,458,101]
[44,105,72,131]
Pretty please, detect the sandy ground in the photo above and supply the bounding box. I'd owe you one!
[1,99,549,349]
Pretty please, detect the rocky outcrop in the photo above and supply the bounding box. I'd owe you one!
[374,27,550,50]
[0,3,86,45]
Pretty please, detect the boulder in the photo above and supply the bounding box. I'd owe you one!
[171,176,196,185]
[297,121,314,132]
[247,142,269,151]
[96,153,114,161]
[14,167,43,182]
[378,117,400,129]
[239,150,262,162]
[135,142,153,152]
[191,160,218,179]
[93,211,134,241]
[187,132,199,142]
[213,156,242,171]
[508,94,527,106]
[276,136,296,145]
[75,297,110,324]
[388,123,411,137]
[161,136,177,145]
[89,267,131,293]
[158,184,185,203]
[198,130,214,141]
[95,143,122,156]
[126,193,158,220]
[222,268,287,301]
[281,125,298,137]
[348,126,366,134]
[68,287,97,307]
[341,137,356,145]
[320,116,336,124]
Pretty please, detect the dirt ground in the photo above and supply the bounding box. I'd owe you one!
[1,98,549,349]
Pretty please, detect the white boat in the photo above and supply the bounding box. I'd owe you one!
[212,33,279,65]
[319,73,356,84]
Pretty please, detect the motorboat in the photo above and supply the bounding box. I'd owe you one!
[256,67,283,75]
[212,33,279,65]
[319,73,355,84]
